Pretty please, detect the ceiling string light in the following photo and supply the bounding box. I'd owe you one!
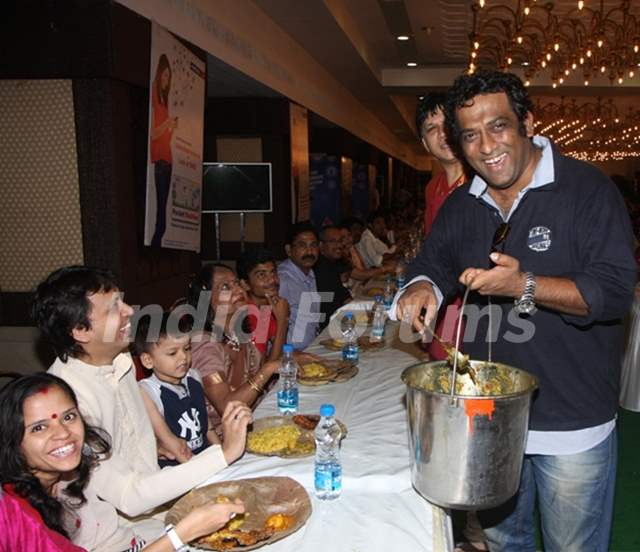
[468,0,640,87]
[534,97,640,160]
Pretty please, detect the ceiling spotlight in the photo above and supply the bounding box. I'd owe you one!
[406,62,417,67]
[397,35,410,41]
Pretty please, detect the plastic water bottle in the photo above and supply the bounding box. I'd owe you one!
[314,404,342,500]
[341,312,359,363]
[395,261,406,289]
[277,344,298,414]
[383,275,394,311]
[370,295,386,342]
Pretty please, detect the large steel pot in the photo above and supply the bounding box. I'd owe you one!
[402,360,537,510]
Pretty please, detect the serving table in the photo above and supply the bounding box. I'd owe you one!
[195,321,452,551]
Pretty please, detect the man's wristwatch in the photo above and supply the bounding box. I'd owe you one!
[514,272,537,315]
[165,524,187,551]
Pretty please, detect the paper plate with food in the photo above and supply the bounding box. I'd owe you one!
[298,359,357,385]
[246,416,316,457]
[331,360,359,383]
[297,361,338,385]
[247,416,347,457]
[166,476,311,551]
[319,336,385,352]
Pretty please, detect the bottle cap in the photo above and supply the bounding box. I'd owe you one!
[374,295,382,302]
[344,312,353,319]
[283,344,293,354]
[320,404,335,417]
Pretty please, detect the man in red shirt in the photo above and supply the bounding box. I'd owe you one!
[417,93,485,552]
[417,93,467,361]
[418,93,467,237]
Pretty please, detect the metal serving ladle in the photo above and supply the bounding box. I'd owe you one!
[415,287,478,395]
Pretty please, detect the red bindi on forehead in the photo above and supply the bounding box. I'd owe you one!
[51,413,58,419]
[39,387,50,395]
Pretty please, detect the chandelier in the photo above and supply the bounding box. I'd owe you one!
[468,1,640,87]
[533,97,640,160]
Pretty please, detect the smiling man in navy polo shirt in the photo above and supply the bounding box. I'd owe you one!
[394,70,636,552]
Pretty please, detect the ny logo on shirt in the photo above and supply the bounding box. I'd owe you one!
[178,407,201,440]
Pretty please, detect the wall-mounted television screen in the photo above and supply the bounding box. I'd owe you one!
[202,162,272,213]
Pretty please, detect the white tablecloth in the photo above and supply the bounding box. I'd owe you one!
[195,325,452,551]
[621,287,640,411]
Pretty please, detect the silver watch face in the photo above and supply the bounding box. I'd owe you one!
[515,300,536,315]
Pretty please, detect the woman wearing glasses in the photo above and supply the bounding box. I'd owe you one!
[187,264,280,439]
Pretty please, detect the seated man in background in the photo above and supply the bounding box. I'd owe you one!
[340,221,393,282]
[277,222,322,350]
[357,211,397,269]
[237,247,289,361]
[315,225,352,328]
[33,265,251,519]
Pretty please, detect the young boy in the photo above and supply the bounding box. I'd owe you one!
[135,312,217,467]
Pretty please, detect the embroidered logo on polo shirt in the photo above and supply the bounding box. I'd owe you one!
[528,226,551,252]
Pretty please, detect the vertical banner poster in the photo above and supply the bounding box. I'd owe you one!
[310,153,341,228]
[289,102,310,222]
[144,21,205,251]
[340,156,353,217]
[368,164,378,212]
[351,163,369,220]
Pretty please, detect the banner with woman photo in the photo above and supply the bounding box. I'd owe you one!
[144,21,206,252]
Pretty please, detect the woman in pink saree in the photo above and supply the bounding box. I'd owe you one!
[0,374,243,552]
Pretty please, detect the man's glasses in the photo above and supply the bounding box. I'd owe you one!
[490,222,510,267]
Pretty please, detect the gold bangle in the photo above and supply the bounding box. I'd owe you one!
[247,376,262,393]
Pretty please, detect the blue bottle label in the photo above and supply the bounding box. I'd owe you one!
[277,388,298,413]
[315,462,342,492]
[342,344,359,362]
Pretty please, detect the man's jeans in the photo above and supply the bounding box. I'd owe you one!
[479,429,617,552]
